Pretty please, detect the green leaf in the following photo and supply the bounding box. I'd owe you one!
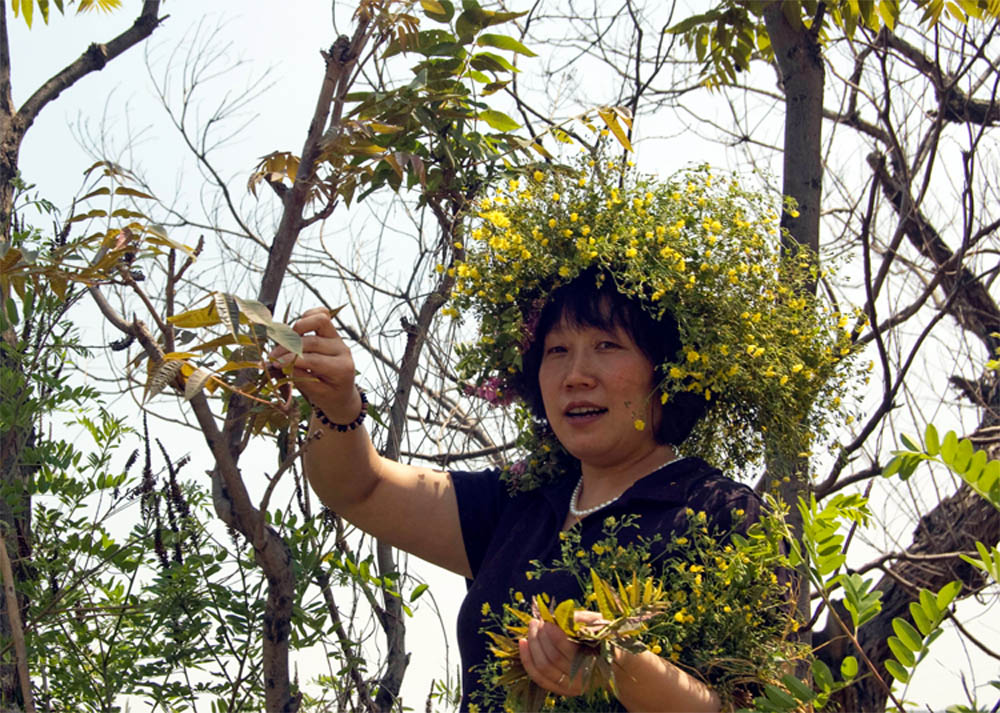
[884,658,910,683]
[899,433,919,451]
[812,658,834,691]
[919,588,940,621]
[470,50,518,73]
[882,456,902,478]
[476,33,537,57]
[936,580,961,610]
[888,635,916,667]
[909,601,933,636]
[665,11,719,35]
[953,437,974,472]
[478,109,520,132]
[780,673,816,702]
[892,617,923,651]
[878,0,897,29]
[967,448,988,479]
[410,583,429,601]
[840,655,858,679]
[763,683,798,710]
[925,423,940,456]
[420,0,454,22]
[941,430,959,462]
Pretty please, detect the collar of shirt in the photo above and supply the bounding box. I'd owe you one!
[536,456,710,520]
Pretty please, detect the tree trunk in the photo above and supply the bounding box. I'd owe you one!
[759,3,826,661]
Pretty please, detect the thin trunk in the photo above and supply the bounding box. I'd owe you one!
[759,3,826,661]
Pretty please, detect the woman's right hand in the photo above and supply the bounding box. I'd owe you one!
[268,307,362,423]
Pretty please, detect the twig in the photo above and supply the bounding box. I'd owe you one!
[0,532,35,713]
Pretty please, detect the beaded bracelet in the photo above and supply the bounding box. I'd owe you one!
[313,388,368,432]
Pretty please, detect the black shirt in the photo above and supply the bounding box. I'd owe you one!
[451,457,763,711]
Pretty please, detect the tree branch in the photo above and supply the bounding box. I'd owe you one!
[16,1,164,132]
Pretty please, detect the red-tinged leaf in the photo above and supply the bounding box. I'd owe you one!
[48,272,69,301]
[408,155,427,187]
[384,153,404,178]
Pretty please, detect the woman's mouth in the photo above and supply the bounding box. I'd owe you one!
[565,405,608,420]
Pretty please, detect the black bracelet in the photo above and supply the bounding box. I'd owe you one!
[314,388,368,432]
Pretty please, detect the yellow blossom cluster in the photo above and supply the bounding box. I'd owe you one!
[450,155,862,475]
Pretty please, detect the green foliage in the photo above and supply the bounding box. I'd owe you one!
[666,0,1000,87]
[789,492,870,588]
[882,581,960,685]
[449,155,863,481]
[249,0,542,210]
[884,423,1000,513]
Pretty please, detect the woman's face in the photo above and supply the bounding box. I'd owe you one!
[537,318,661,469]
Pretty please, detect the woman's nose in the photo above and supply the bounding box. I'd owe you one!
[563,351,596,387]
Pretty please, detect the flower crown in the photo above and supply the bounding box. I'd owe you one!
[445,155,862,487]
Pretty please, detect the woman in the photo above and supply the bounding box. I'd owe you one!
[273,271,764,712]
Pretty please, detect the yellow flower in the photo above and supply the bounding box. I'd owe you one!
[650,643,662,654]
[625,247,637,258]
[558,265,571,278]
[686,350,700,363]
[634,418,646,431]
[592,543,606,555]
[551,192,561,201]
[547,218,557,228]
[533,170,544,182]
[481,602,490,616]
[570,212,578,222]
[575,549,586,558]
[514,591,525,603]
[480,210,510,229]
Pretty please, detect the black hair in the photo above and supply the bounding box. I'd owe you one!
[517,268,708,446]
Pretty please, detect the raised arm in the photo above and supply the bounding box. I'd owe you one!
[271,308,472,578]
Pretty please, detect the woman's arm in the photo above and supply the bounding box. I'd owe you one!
[518,616,719,712]
[271,308,472,578]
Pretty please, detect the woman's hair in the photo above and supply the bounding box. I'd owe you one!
[517,269,708,446]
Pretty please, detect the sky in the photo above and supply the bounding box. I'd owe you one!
[12,2,999,711]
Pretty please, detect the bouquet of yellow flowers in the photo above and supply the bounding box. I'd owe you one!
[471,511,804,711]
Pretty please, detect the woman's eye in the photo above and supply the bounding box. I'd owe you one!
[597,340,621,350]
[545,345,567,355]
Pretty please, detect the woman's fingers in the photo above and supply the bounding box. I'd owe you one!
[519,619,585,696]
[263,307,359,416]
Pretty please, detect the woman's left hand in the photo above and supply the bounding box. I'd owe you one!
[518,610,605,697]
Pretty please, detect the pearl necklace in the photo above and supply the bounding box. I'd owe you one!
[568,458,679,518]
